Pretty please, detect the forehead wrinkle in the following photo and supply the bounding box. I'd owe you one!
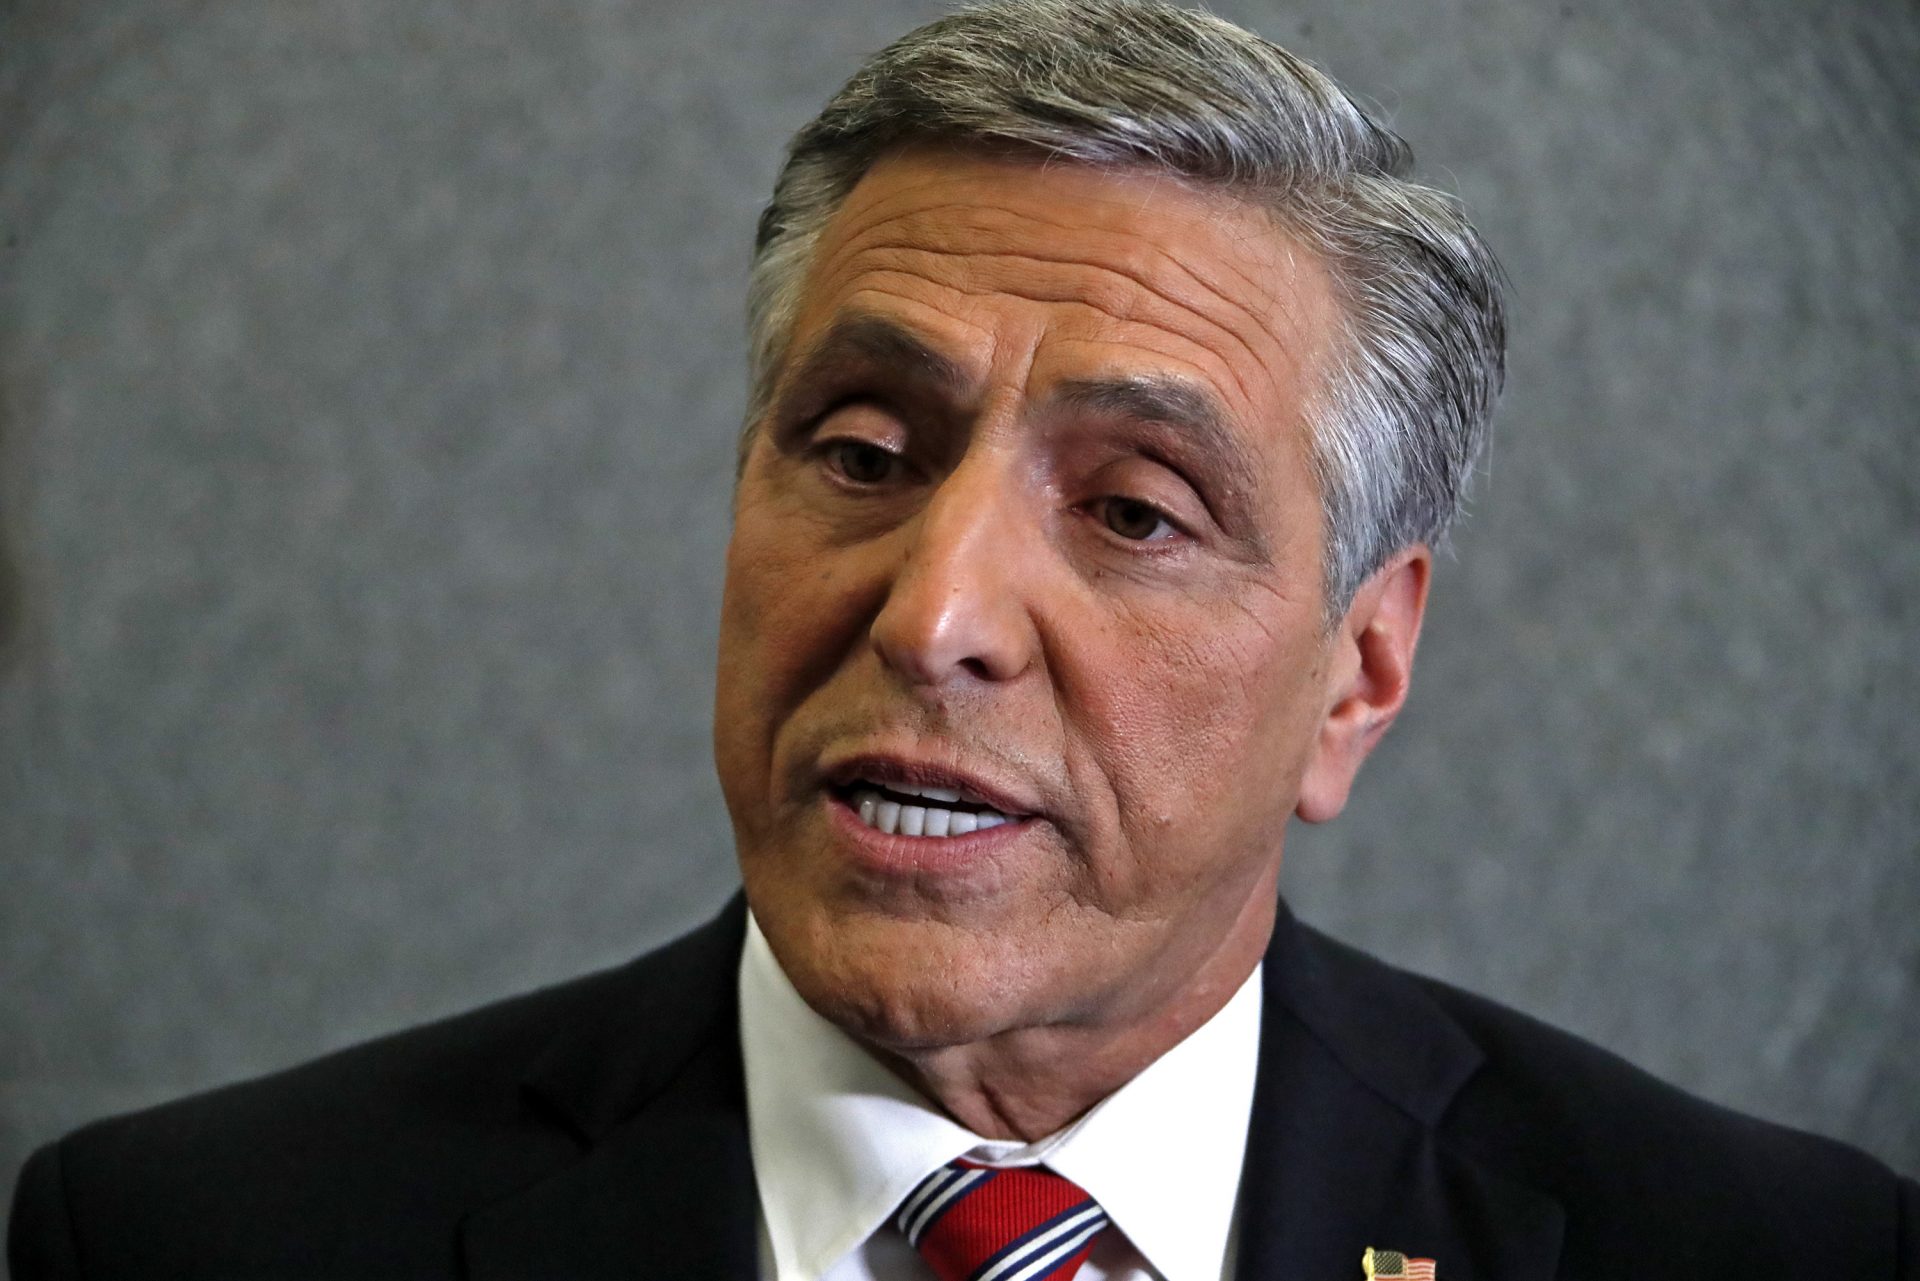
[828,201,1295,382]
[820,238,1280,419]
[824,147,1327,342]
[837,270,1275,449]
[881,192,1313,375]
[822,177,1321,392]
[1164,233,1337,400]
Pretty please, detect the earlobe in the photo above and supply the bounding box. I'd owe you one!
[1294,546,1432,824]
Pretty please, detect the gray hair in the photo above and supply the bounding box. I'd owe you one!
[746,0,1506,613]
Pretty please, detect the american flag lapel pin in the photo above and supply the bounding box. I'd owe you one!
[1363,1246,1437,1281]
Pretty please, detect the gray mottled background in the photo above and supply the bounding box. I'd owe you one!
[2,0,1916,1230]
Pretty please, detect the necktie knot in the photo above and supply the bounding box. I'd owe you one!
[896,1159,1110,1281]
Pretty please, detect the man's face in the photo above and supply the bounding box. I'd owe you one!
[715,146,1363,1051]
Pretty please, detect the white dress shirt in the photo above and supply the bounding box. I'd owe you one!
[739,913,1263,1281]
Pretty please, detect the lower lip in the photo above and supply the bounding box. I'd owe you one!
[823,792,1034,875]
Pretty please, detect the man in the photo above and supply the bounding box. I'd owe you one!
[10,2,1914,1278]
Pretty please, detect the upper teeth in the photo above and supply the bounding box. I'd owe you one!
[889,782,963,803]
[850,783,1011,837]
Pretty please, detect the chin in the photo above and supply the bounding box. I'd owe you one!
[754,887,1054,1051]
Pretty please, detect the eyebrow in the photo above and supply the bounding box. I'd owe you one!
[771,314,971,422]
[1050,375,1271,561]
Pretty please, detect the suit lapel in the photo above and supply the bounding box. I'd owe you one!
[460,897,761,1281]
[1235,908,1565,1281]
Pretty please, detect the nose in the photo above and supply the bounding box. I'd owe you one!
[868,455,1040,687]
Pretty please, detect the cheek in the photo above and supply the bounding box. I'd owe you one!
[1062,591,1325,853]
[715,488,821,807]
[722,548,874,713]
[715,483,886,781]
[722,478,839,681]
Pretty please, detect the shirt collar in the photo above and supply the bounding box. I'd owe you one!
[739,912,1263,1281]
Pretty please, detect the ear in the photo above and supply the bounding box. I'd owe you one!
[1295,545,1431,824]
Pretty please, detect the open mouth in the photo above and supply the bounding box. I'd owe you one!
[833,779,1018,838]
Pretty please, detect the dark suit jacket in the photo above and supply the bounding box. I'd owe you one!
[10,895,1916,1279]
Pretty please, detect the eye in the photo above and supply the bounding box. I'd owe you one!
[1097,497,1179,542]
[824,439,901,486]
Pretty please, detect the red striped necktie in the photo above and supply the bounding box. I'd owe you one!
[895,1159,1111,1281]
